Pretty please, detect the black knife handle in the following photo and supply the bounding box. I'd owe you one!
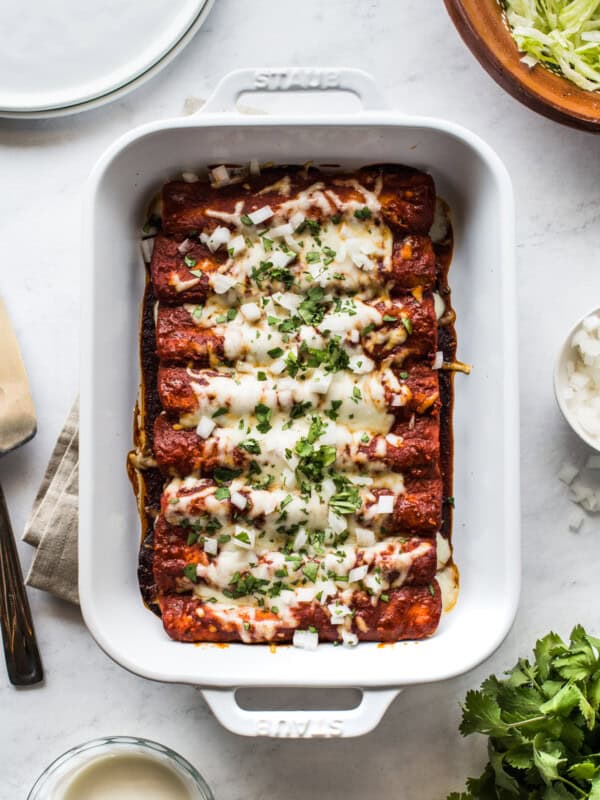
[0,482,43,685]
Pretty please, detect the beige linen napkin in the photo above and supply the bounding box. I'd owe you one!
[23,399,79,605]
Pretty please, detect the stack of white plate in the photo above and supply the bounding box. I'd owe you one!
[0,0,214,118]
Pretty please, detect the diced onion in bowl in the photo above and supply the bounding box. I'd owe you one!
[248,206,274,225]
[293,629,319,651]
[249,159,261,175]
[433,351,444,370]
[182,171,200,183]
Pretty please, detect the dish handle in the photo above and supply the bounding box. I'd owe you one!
[201,687,400,738]
[199,67,387,114]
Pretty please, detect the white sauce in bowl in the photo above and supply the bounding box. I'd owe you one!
[56,753,193,800]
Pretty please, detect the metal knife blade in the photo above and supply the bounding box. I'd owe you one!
[0,297,36,454]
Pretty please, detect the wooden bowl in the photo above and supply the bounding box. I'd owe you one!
[444,0,600,132]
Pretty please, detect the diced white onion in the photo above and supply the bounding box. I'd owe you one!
[240,302,261,322]
[351,475,373,486]
[141,238,155,263]
[233,526,255,549]
[249,159,261,175]
[328,510,347,534]
[293,629,318,651]
[310,370,333,394]
[391,394,405,407]
[355,527,375,547]
[385,433,403,448]
[349,565,368,584]
[558,463,579,485]
[269,223,293,238]
[349,355,375,374]
[341,630,358,647]
[349,329,359,343]
[433,292,446,320]
[270,358,287,375]
[297,587,315,603]
[229,234,246,256]
[230,491,247,510]
[248,205,274,225]
[290,212,305,230]
[207,226,231,252]
[284,234,301,253]
[211,273,236,294]
[210,165,230,185]
[293,528,307,550]
[321,478,336,500]
[270,249,294,268]
[376,494,394,514]
[568,509,585,532]
[182,171,200,183]
[177,238,194,254]
[274,292,301,312]
[196,416,216,439]
[327,603,352,624]
[521,54,538,67]
[433,351,444,370]
[204,538,218,555]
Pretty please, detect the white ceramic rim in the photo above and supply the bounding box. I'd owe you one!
[79,67,520,738]
[554,305,600,452]
[0,0,214,119]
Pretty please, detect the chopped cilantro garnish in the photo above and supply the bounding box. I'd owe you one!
[303,563,319,582]
[239,438,261,455]
[234,531,251,545]
[213,466,243,484]
[218,534,231,544]
[184,255,197,267]
[360,433,370,444]
[240,214,253,225]
[290,401,312,419]
[362,322,376,336]
[183,563,197,583]
[402,316,413,334]
[254,403,272,433]
[187,532,199,546]
[399,371,409,380]
[325,399,343,421]
[212,407,228,418]
[383,314,397,322]
[214,486,230,500]
[267,347,284,359]
[306,251,321,264]
[380,593,389,603]
[257,371,267,381]
[331,214,342,225]
[352,386,362,403]
[354,206,371,220]
[192,306,203,321]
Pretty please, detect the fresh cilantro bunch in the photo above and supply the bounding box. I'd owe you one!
[449,626,600,800]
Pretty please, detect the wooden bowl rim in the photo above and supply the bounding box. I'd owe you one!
[444,0,600,132]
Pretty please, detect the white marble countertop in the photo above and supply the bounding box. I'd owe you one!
[2,1,600,797]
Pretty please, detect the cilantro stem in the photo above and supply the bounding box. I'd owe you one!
[556,776,587,797]
[505,714,548,729]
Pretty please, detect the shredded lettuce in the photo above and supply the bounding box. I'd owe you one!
[504,0,600,90]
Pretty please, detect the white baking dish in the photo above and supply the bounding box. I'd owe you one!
[80,67,520,738]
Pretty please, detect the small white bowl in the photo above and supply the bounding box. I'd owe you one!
[554,307,600,453]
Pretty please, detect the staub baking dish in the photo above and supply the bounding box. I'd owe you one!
[80,67,520,738]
